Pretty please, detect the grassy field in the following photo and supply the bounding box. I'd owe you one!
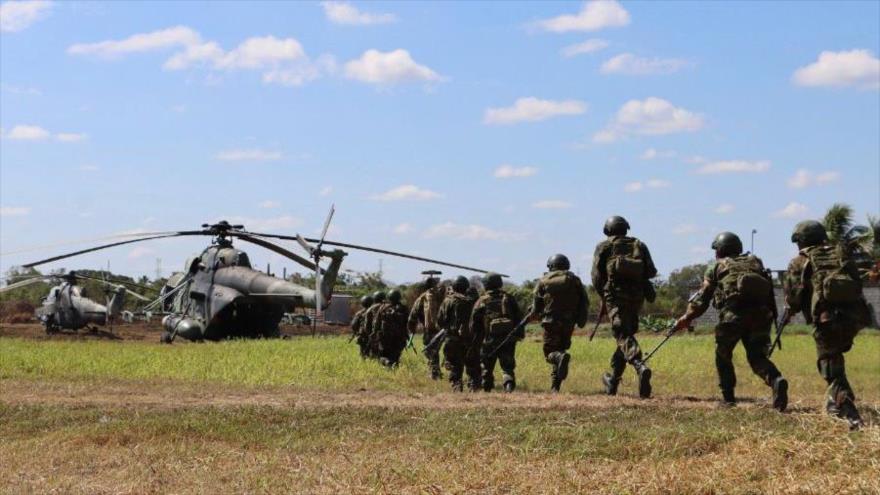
[1,329,879,494]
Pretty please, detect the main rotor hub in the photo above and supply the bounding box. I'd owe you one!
[202,220,244,245]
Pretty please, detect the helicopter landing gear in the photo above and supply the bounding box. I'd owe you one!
[160,331,175,344]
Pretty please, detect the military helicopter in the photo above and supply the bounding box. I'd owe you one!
[0,271,151,333]
[17,208,500,342]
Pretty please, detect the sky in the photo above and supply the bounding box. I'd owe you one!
[1,0,878,284]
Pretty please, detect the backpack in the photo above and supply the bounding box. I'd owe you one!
[377,303,408,340]
[422,288,442,332]
[716,255,773,307]
[483,292,515,337]
[606,237,645,285]
[805,245,863,314]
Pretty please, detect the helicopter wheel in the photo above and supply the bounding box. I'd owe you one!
[160,331,174,344]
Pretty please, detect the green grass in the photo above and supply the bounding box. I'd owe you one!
[1,332,878,402]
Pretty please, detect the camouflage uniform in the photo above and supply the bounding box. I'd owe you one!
[784,243,870,425]
[361,303,384,359]
[438,290,479,391]
[684,255,786,407]
[533,267,589,392]
[374,301,410,368]
[591,236,657,395]
[350,307,370,358]
[409,286,445,379]
[471,288,523,392]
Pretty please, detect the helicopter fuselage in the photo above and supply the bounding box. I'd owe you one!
[37,283,109,331]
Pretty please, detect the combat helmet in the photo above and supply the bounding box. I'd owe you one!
[603,216,630,236]
[791,220,828,248]
[360,295,374,308]
[372,290,387,303]
[388,289,402,304]
[711,232,743,257]
[482,272,503,291]
[452,275,470,293]
[547,254,570,271]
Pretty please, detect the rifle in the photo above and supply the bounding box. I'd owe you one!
[768,307,791,357]
[405,332,417,353]
[484,308,533,359]
[642,320,693,365]
[589,298,607,341]
[422,328,447,355]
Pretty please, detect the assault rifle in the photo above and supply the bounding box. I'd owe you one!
[768,307,791,358]
[405,332,417,353]
[484,307,534,359]
[642,320,693,365]
[422,328,448,355]
[589,298,607,341]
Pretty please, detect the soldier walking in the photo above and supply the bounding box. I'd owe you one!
[471,273,523,392]
[361,290,386,359]
[373,289,410,368]
[591,216,657,398]
[437,276,480,392]
[350,294,374,358]
[783,221,871,429]
[526,254,589,392]
[409,273,445,379]
[673,232,789,410]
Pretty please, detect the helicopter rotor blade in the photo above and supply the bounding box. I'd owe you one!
[0,276,49,293]
[72,273,158,293]
[232,233,323,274]
[20,232,204,269]
[0,231,186,257]
[245,232,505,276]
[314,204,334,317]
[317,204,335,252]
[124,288,151,302]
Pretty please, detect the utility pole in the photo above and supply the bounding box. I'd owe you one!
[751,229,757,253]
[155,258,162,281]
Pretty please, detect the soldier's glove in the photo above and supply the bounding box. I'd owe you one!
[673,315,691,332]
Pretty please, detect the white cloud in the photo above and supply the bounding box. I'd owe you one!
[593,97,703,142]
[216,149,283,162]
[494,164,538,178]
[344,49,441,85]
[484,97,587,125]
[321,1,397,25]
[640,148,676,160]
[792,49,880,90]
[697,160,770,174]
[392,223,412,234]
[127,246,155,260]
[600,53,691,75]
[259,200,281,209]
[673,224,698,235]
[536,0,630,33]
[370,184,442,202]
[787,168,840,188]
[68,26,201,58]
[0,0,51,33]
[532,200,572,209]
[1,84,41,95]
[0,206,31,217]
[561,39,609,57]
[715,203,735,214]
[4,124,50,140]
[319,186,333,196]
[79,164,99,172]
[624,178,670,192]
[56,132,87,142]
[423,222,521,241]
[774,202,809,219]
[217,36,305,70]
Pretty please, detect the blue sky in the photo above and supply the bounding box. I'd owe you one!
[1,0,878,283]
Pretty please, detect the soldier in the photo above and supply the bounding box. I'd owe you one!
[374,289,410,368]
[361,290,386,359]
[437,276,480,392]
[471,272,523,392]
[673,232,789,410]
[592,216,657,398]
[350,294,374,358]
[409,273,445,380]
[783,220,871,429]
[526,254,589,392]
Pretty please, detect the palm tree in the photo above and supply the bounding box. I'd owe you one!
[822,203,877,280]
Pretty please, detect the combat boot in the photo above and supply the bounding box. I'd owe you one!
[721,389,737,407]
[771,376,789,412]
[556,352,571,383]
[502,374,516,393]
[430,366,442,381]
[634,361,652,399]
[451,380,464,392]
[602,372,620,396]
[482,377,494,392]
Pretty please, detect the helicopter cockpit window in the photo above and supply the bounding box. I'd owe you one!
[235,253,251,268]
[72,286,83,297]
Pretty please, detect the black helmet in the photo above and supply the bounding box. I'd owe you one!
[423,277,439,289]
[547,254,570,271]
[388,289,402,304]
[372,290,386,303]
[482,272,503,291]
[791,220,828,247]
[711,232,743,257]
[603,215,630,236]
[452,275,470,293]
[360,295,374,308]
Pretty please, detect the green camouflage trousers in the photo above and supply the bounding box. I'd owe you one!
[814,316,862,412]
[423,329,442,377]
[714,309,781,394]
[443,335,481,390]
[480,336,516,390]
[607,303,644,379]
